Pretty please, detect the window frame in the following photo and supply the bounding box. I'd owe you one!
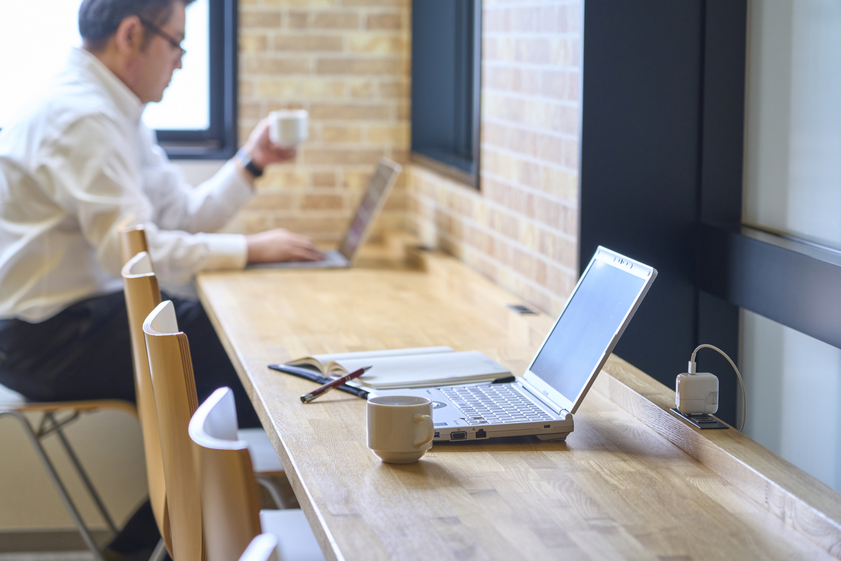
[579,0,841,425]
[410,0,482,188]
[156,0,238,160]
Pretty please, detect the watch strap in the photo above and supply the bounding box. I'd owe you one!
[236,148,264,178]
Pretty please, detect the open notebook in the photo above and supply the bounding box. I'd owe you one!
[280,346,510,390]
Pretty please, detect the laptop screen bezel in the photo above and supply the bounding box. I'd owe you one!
[521,246,657,414]
[337,158,402,264]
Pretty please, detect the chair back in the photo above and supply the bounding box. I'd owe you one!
[121,251,170,554]
[121,225,149,266]
[189,387,262,561]
[240,535,279,561]
[144,301,204,561]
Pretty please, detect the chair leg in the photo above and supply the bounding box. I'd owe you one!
[255,474,292,509]
[149,538,168,561]
[0,410,106,561]
[46,412,119,535]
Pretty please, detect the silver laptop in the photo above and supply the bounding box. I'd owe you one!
[250,158,402,270]
[372,247,657,442]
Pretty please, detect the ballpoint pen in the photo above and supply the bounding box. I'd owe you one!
[300,366,372,404]
[269,364,370,399]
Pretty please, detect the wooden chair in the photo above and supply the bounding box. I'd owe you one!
[145,302,312,561]
[120,226,289,508]
[143,300,205,561]
[121,250,170,560]
[240,535,279,561]
[0,158,140,560]
[189,387,324,561]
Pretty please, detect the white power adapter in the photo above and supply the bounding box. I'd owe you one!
[676,370,718,415]
[675,344,747,431]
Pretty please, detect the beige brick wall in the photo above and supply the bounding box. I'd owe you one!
[234,0,411,242]
[234,0,582,316]
[409,0,582,315]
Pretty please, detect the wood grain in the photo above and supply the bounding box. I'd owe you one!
[197,238,841,561]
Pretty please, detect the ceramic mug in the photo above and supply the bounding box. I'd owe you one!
[367,395,434,464]
[269,109,308,148]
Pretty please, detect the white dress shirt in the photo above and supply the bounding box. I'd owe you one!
[0,48,253,322]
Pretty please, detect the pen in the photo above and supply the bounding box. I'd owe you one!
[300,366,372,404]
[268,364,370,399]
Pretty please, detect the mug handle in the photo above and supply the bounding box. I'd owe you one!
[413,414,434,448]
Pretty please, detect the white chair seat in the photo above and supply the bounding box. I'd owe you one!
[0,384,26,406]
[259,509,325,561]
[239,428,284,473]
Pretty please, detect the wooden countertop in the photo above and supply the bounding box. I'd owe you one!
[197,237,841,560]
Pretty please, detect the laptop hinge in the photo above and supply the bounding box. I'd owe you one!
[518,381,568,416]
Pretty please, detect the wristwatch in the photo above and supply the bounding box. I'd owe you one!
[236,148,264,178]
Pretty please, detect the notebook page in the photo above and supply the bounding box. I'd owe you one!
[333,351,510,389]
[311,346,453,368]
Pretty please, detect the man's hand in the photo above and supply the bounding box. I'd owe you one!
[246,229,322,264]
[241,118,297,170]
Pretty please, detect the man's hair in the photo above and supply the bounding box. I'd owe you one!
[79,0,195,51]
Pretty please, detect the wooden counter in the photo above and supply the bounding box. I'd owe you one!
[197,239,841,560]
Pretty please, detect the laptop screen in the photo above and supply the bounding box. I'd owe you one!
[337,160,401,260]
[526,248,655,413]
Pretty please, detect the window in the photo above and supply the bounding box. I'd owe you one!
[580,0,841,492]
[0,0,237,159]
[411,0,481,187]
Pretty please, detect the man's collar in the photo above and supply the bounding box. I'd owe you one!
[68,47,146,124]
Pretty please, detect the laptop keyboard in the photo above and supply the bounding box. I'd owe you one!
[442,384,557,425]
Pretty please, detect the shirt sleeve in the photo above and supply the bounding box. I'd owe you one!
[38,114,249,286]
[140,125,254,234]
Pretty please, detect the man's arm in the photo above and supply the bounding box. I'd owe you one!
[42,115,249,285]
[142,117,321,265]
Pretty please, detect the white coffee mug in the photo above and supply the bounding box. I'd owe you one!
[269,109,308,148]
[367,396,434,464]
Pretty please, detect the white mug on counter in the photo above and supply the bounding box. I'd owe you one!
[367,395,434,464]
[269,109,308,148]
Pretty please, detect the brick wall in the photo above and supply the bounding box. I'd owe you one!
[233,0,411,242]
[409,0,582,315]
[233,0,582,316]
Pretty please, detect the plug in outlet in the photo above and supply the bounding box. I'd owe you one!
[675,372,718,415]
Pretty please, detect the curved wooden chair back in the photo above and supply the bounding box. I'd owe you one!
[144,301,204,561]
[120,225,149,266]
[189,387,262,561]
[121,251,170,554]
[240,535,279,561]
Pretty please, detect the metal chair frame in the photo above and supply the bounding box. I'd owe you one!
[0,401,140,561]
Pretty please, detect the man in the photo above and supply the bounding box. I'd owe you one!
[0,0,321,555]
[0,0,319,426]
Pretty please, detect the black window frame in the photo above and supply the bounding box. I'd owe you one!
[579,0,841,426]
[156,0,238,160]
[410,0,482,188]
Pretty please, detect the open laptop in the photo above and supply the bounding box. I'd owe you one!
[250,158,402,269]
[371,246,657,442]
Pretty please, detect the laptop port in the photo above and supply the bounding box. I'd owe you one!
[450,431,467,440]
[476,429,487,439]
[434,432,440,438]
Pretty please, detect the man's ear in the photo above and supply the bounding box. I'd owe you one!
[113,15,145,55]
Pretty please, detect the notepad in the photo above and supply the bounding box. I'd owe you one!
[283,346,509,390]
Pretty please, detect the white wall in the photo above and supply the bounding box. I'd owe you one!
[744,0,841,249]
[741,312,841,491]
[742,0,841,492]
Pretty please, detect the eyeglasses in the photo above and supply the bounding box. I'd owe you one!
[138,17,186,59]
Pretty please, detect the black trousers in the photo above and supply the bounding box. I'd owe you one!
[0,291,260,428]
